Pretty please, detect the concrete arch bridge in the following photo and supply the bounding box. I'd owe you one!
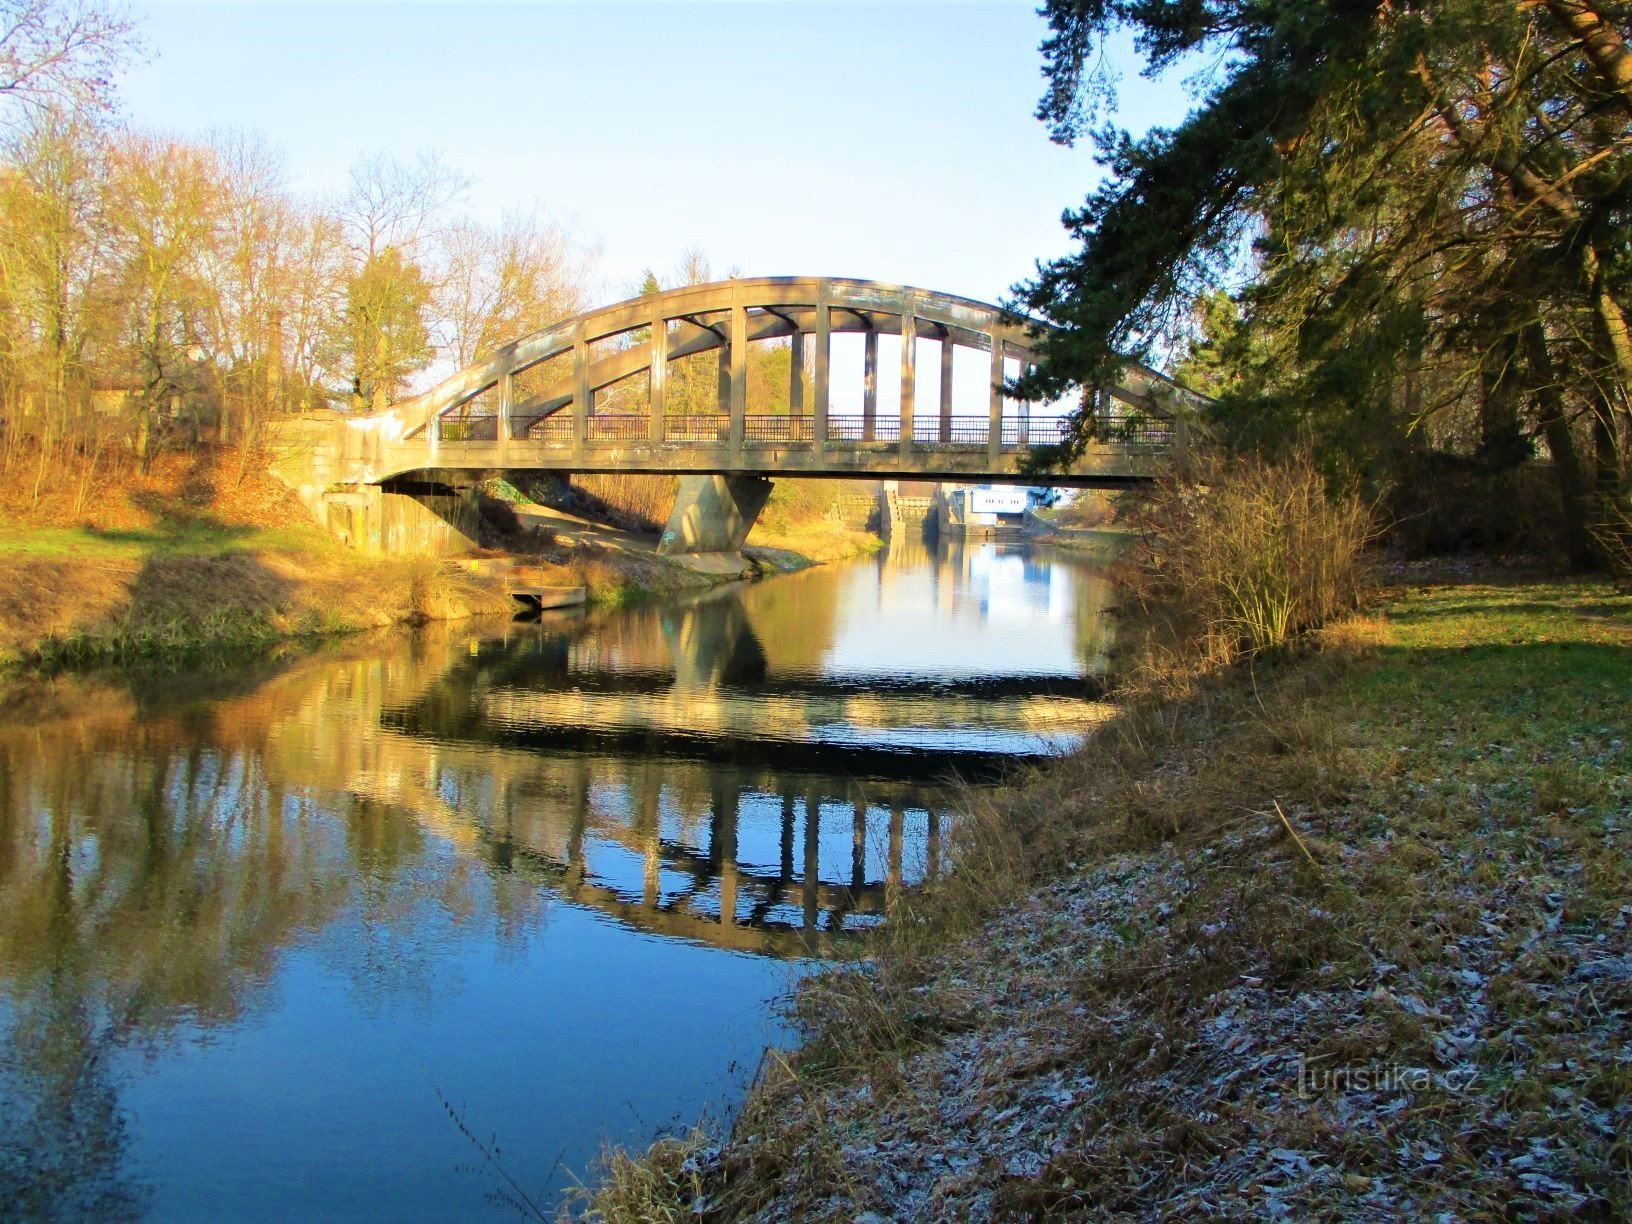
[272,277,1207,555]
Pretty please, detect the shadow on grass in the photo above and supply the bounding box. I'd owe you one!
[82,489,260,553]
[33,549,310,669]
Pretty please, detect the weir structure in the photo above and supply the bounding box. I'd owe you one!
[271,277,1207,556]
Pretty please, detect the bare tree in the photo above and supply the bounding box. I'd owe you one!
[202,130,297,459]
[336,150,466,261]
[434,209,587,367]
[103,130,222,461]
[330,151,466,409]
[0,0,142,117]
[0,109,113,493]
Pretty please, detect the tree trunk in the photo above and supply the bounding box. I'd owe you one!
[1584,243,1632,412]
[1543,0,1632,120]
[1479,329,1525,542]
[1523,323,1597,567]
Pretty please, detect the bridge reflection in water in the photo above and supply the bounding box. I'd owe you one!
[365,537,1113,956]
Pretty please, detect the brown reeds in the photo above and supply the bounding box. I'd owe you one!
[1116,446,1375,687]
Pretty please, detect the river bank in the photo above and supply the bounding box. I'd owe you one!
[0,456,877,667]
[587,564,1632,1220]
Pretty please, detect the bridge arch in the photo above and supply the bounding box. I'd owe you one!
[290,278,1199,482]
[271,277,1207,554]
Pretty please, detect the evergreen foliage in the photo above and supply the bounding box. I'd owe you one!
[1018,0,1632,564]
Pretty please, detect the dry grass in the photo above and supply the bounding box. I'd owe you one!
[571,473,679,532]
[746,518,880,568]
[565,1130,714,1222]
[0,546,512,667]
[1117,448,1374,689]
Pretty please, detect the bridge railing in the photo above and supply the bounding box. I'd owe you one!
[999,417,1071,447]
[585,415,648,442]
[826,415,900,443]
[428,406,1171,452]
[522,414,574,442]
[1094,411,1175,447]
[437,413,500,442]
[743,415,814,443]
[940,417,991,445]
[662,415,732,443]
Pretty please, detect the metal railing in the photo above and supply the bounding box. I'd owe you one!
[1094,413,1174,446]
[436,413,500,442]
[443,406,1166,452]
[526,414,574,443]
[585,414,648,442]
[661,414,731,443]
[743,415,814,443]
[825,415,901,443]
[1000,417,1071,447]
[936,416,991,445]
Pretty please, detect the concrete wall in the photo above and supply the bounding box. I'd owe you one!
[318,486,479,557]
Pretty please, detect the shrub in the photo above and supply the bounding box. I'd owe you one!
[1590,497,1632,583]
[1118,447,1374,680]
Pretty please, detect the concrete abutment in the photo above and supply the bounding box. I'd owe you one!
[657,474,774,557]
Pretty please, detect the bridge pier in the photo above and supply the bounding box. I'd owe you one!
[803,792,822,932]
[863,327,878,442]
[656,473,773,556]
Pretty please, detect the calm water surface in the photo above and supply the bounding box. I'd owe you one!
[0,538,1113,1218]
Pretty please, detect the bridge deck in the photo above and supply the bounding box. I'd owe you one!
[391,431,1168,486]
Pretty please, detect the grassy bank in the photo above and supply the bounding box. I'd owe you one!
[582,568,1631,1219]
[1034,523,1136,564]
[0,520,515,667]
[0,456,882,668]
[747,517,883,572]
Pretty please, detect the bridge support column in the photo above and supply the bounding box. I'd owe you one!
[572,325,590,459]
[1019,363,1031,447]
[649,303,667,442]
[656,474,773,555]
[939,333,954,443]
[789,331,804,415]
[863,328,878,442]
[717,338,731,414]
[728,297,747,453]
[899,294,916,456]
[497,369,513,448]
[814,300,830,453]
[987,332,1005,465]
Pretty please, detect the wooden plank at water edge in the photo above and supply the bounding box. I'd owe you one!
[507,562,587,610]
[530,586,586,610]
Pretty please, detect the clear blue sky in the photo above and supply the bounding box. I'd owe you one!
[120,2,1192,311]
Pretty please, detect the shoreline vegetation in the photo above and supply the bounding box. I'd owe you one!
[577,459,1630,1221]
[0,452,878,670]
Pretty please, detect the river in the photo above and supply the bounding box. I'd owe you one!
[0,537,1114,1219]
